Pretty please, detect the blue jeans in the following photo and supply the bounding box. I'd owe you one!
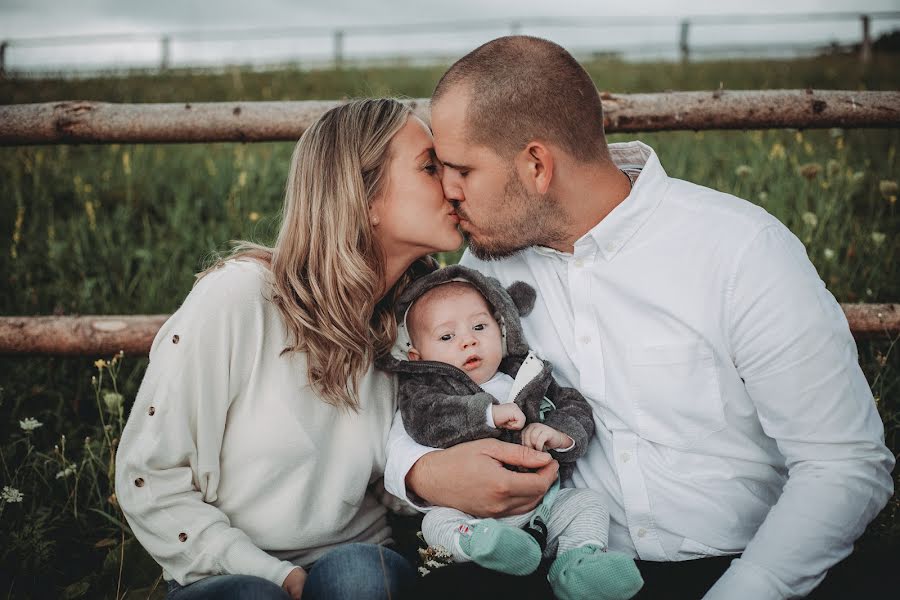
[167,543,415,600]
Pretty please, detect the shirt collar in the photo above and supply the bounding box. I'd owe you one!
[531,141,668,262]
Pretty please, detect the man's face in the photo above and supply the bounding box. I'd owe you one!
[430,90,561,260]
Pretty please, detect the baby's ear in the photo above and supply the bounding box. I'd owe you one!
[506,281,536,317]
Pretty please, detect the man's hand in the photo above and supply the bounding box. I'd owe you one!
[522,423,573,451]
[406,438,558,517]
[282,567,307,600]
[492,403,526,430]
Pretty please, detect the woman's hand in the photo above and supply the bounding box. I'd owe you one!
[406,438,558,517]
[492,403,526,430]
[282,567,307,600]
[522,423,573,451]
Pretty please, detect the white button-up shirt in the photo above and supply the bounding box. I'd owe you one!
[384,141,894,599]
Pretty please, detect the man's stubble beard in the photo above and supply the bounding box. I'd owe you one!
[464,169,567,261]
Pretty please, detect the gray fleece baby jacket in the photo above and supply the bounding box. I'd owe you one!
[377,264,594,480]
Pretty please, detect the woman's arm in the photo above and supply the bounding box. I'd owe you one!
[115,264,296,587]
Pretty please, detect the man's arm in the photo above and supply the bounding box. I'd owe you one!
[383,409,559,517]
[704,224,894,600]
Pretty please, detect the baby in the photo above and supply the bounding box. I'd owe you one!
[379,265,642,600]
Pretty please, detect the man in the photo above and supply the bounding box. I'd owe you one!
[384,36,894,599]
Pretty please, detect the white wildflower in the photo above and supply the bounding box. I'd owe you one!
[823,248,836,261]
[801,212,818,228]
[418,566,430,576]
[1,486,24,503]
[56,465,77,479]
[19,417,43,432]
[871,232,886,246]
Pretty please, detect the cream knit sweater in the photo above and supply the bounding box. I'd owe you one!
[115,260,397,586]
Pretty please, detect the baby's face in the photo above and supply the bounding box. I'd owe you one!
[408,288,503,385]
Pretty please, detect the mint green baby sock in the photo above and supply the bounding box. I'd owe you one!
[548,544,644,600]
[456,519,542,576]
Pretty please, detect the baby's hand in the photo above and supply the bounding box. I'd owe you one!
[522,423,574,452]
[492,403,526,430]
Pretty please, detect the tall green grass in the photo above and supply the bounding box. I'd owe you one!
[0,55,898,598]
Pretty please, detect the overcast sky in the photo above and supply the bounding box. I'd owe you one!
[1,0,898,70]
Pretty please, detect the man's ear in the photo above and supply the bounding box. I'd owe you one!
[507,281,536,317]
[407,348,422,361]
[517,141,554,195]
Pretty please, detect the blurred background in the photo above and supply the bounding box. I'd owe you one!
[0,1,898,598]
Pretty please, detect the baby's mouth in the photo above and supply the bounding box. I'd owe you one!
[462,355,482,371]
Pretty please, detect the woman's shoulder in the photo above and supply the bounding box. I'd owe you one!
[179,258,274,317]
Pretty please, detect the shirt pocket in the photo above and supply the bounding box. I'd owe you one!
[626,340,725,449]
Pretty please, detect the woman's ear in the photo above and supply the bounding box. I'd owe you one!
[517,142,554,195]
[507,281,536,317]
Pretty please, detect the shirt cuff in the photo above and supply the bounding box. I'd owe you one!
[486,405,496,428]
[384,442,437,512]
[702,558,788,600]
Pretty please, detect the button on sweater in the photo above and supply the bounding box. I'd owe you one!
[115,260,397,586]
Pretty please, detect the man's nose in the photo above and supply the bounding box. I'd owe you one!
[442,170,463,202]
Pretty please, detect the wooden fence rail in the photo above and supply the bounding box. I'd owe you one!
[1,90,899,146]
[1,305,897,356]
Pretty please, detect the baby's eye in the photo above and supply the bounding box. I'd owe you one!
[439,334,454,342]
[473,323,486,331]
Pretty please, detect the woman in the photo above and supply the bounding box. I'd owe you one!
[115,98,463,600]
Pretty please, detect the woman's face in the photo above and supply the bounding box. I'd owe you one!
[370,115,463,258]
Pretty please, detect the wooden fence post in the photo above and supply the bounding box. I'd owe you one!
[160,35,171,71]
[680,20,690,64]
[0,41,7,78]
[333,29,344,69]
[860,15,872,64]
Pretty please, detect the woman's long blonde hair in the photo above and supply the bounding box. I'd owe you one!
[202,98,417,410]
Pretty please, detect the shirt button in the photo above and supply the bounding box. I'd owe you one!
[637,528,647,538]
[574,258,584,268]
[579,336,591,345]
[178,532,188,542]
[620,452,631,463]
[134,477,145,487]
[148,406,156,416]
[172,334,180,344]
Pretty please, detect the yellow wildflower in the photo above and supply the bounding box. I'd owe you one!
[122,151,131,176]
[769,143,786,160]
[794,131,803,144]
[248,211,260,222]
[803,142,813,156]
[237,171,248,189]
[879,180,898,204]
[84,201,97,231]
[826,159,841,178]
[94,359,107,369]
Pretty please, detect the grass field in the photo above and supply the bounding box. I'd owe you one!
[1,54,898,598]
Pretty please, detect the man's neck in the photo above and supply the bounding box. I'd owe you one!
[547,161,632,254]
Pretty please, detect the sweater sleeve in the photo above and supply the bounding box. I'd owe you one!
[115,264,297,587]
[398,377,502,449]
[541,379,595,463]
